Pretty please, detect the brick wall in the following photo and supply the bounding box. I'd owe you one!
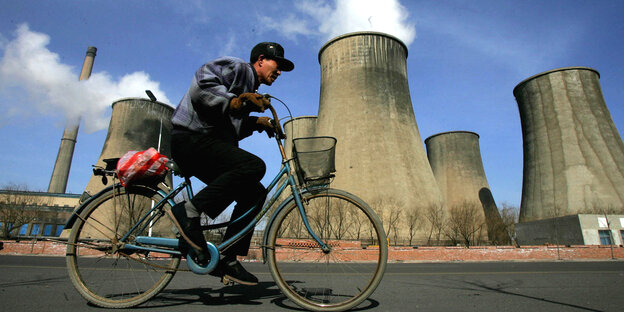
[2,240,623,261]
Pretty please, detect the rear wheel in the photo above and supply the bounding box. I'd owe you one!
[66,184,180,308]
[267,188,388,311]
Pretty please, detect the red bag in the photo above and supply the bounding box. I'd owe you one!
[116,147,169,186]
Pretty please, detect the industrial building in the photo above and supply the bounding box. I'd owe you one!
[0,189,78,239]
[516,214,624,245]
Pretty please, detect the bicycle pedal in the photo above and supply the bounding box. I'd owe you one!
[221,276,235,286]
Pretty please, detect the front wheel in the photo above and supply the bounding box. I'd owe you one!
[267,188,388,311]
[66,184,181,308]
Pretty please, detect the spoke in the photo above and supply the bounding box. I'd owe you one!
[75,212,118,242]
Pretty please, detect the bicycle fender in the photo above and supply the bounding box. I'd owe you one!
[63,184,121,230]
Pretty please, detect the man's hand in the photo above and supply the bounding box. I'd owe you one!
[256,116,275,138]
[230,93,270,113]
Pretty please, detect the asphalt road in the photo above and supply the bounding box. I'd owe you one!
[1,255,623,311]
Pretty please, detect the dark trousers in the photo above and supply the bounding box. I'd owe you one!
[171,131,266,257]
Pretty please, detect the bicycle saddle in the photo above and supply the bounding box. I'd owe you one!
[165,160,185,177]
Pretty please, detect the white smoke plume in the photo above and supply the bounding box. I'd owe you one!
[262,0,416,46]
[0,24,170,132]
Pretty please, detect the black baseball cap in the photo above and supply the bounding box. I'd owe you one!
[250,42,294,72]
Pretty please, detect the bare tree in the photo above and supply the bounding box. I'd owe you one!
[300,198,336,242]
[329,198,350,240]
[424,203,445,245]
[498,203,519,246]
[371,197,403,246]
[405,207,422,246]
[445,201,485,247]
[349,206,365,241]
[549,204,563,260]
[0,184,50,238]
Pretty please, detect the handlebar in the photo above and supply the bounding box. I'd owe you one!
[267,104,286,140]
[263,94,289,161]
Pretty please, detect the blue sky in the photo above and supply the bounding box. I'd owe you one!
[1,0,623,209]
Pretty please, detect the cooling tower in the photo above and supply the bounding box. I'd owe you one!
[81,98,174,199]
[514,67,624,222]
[425,131,507,243]
[316,31,442,212]
[283,116,318,159]
[48,46,97,193]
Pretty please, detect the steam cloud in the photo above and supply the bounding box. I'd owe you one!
[0,24,170,132]
[262,0,416,46]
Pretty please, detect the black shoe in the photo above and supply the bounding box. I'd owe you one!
[171,202,209,266]
[221,260,258,285]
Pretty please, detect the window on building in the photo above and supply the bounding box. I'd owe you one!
[598,217,608,228]
[19,224,28,236]
[43,224,53,236]
[55,225,64,237]
[620,230,624,245]
[599,230,613,245]
[30,223,40,236]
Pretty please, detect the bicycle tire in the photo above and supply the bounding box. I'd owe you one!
[66,184,181,308]
[267,188,388,311]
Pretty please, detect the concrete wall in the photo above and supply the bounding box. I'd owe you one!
[514,67,624,222]
[316,31,442,216]
[515,214,584,245]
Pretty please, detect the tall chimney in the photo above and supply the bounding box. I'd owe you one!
[514,67,624,222]
[316,32,443,216]
[48,46,97,193]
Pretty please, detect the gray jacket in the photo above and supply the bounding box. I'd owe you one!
[171,56,260,141]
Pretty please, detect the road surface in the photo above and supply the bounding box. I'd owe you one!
[1,255,623,311]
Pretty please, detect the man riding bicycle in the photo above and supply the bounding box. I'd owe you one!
[170,42,294,285]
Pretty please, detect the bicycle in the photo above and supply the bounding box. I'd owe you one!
[64,95,388,311]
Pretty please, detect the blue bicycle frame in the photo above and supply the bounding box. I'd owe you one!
[119,145,330,266]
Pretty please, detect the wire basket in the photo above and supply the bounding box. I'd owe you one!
[292,136,337,186]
